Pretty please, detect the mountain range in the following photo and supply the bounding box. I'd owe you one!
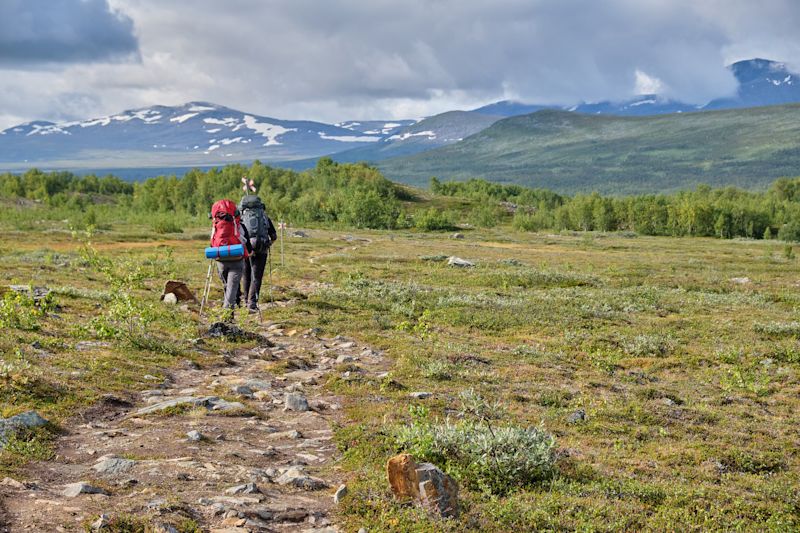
[1,58,799,192]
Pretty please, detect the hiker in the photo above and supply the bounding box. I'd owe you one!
[238,194,277,312]
[210,199,251,319]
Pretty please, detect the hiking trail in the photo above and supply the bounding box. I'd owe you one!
[0,314,389,532]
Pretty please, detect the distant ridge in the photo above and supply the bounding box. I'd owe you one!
[379,104,800,194]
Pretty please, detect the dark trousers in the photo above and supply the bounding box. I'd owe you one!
[242,251,268,308]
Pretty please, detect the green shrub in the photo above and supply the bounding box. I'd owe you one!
[470,204,502,228]
[414,208,455,231]
[152,218,184,234]
[396,392,556,494]
[778,222,800,242]
[420,359,456,381]
[719,450,786,474]
[0,290,54,331]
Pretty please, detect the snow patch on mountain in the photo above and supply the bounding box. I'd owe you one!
[318,132,382,142]
[26,123,70,136]
[388,130,437,141]
[203,117,238,127]
[170,113,198,124]
[242,115,296,146]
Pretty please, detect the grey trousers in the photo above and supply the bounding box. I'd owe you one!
[216,259,244,309]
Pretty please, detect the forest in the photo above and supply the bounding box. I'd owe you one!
[2,160,800,240]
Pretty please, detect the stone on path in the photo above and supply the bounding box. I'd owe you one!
[275,466,328,490]
[225,482,260,495]
[186,430,203,442]
[447,256,474,267]
[133,396,246,416]
[284,392,310,412]
[410,392,432,400]
[387,453,459,518]
[63,482,109,498]
[132,396,211,416]
[92,457,136,475]
[1,477,26,489]
[231,385,254,397]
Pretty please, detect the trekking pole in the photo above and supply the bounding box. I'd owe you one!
[279,220,285,268]
[199,261,213,319]
[268,251,274,304]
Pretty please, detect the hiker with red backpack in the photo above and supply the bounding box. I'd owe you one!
[209,199,252,320]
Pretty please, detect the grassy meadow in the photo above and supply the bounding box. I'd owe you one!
[1,208,798,530]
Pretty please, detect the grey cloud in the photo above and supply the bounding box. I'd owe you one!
[0,0,139,66]
[120,0,751,110]
[2,0,800,129]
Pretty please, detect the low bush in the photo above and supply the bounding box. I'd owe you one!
[621,334,676,357]
[396,392,556,494]
[414,208,456,231]
[754,321,800,338]
[152,218,184,234]
[485,268,601,289]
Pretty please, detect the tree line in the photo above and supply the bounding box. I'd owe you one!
[0,158,404,230]
[3,162,800,240]
[431,177,800,240]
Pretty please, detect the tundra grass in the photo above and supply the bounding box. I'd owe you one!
[0,223,798,530]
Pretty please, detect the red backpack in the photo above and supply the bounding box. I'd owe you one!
[210,199,247,257]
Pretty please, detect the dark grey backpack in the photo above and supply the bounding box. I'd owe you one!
[239,195,271,254]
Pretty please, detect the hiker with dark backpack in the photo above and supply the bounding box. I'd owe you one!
[238,194,277,312]
[210,199,252,320]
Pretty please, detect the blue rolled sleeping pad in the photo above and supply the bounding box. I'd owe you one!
[205,244,244,260]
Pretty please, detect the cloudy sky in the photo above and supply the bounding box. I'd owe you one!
[1,0,799,129]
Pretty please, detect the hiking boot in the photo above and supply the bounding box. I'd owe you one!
[247,303,259,314]
[222,309,235,323]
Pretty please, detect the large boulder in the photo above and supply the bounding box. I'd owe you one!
[387,453,458,518]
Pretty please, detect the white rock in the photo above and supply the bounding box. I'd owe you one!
[447,256,474,267]
[334,483,348,504]
[163,292,178,305]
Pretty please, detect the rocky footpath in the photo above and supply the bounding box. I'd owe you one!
[0,322,389,532]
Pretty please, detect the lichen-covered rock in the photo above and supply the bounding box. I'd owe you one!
[92,457,136,475]
[0,411,49,446]
[284,392,309,412]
